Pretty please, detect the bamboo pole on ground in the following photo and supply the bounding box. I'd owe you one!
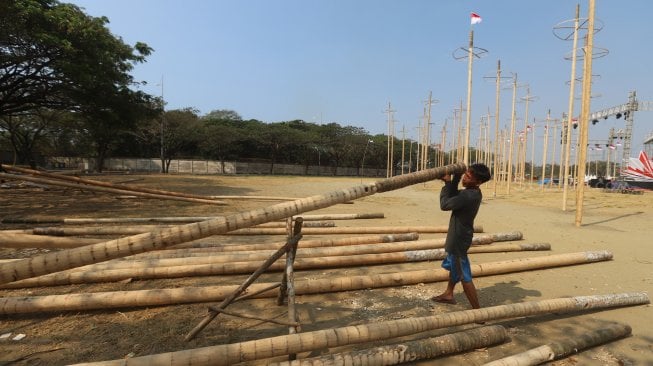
[0,172,227,205]
[0,163,466,285]
[0,213,384,225]
[1,165,224,202]
[59,234,531,273]
[483,323,632,366]
[0,233,103,249]
[0,251,613,313]
[68,293,649,366]
[76,233,528,270]
[164,233,421,252]
[272,325,508,366]
[224,225,482,236]
[2,242,546,288]
[25,224,468,237]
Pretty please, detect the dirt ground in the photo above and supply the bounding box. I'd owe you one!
[0,173,652,365]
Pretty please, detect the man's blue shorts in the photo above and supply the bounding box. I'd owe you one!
[441,253,473,283]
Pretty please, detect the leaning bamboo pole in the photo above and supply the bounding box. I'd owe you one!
[68,293,649,366]
[483,323,632,366]
[0,251,612,313]
[273,325,508,366]
[0,233,103,249]
[0,172,227,205]
[1,165,224,202]
[0,163,466,285]
[167,233,421,252]
[2,242,547,288]
[0,213,384,225]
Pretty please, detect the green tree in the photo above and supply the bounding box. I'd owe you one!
[1,0,153,117]
[158,108,202,172]
[0,109,64,167]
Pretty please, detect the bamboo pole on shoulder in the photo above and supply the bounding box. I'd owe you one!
[272,325,508,366]
[68,293,649,366]
[0,172,227,205]
[225,225,482,236]
[483,323,632,366]
[0,251,614,313]
[0,163,466,285]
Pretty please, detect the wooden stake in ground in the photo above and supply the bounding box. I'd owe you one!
[273,325,508,366]
[185,221,304,342]
[483,323,632,366]
[0,163,466,285]
[68,293,649,366]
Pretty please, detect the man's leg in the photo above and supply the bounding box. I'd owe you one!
[461,280,481,309]
[432,276,457,304]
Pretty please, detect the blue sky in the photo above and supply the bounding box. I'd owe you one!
[68,0,653,163]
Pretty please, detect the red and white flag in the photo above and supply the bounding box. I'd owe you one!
[471,12,482,25]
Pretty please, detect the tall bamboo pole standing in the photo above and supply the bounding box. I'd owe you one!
[530,118,536,188]
[541,113,551,191]
[520,87,536,187]
[492,60,502,197]
[441,121,447,166]
[550,121,558,187]
[463,30,474,165]
[400,125,406,174]
[506,74,518,195]
[576,0,596,227]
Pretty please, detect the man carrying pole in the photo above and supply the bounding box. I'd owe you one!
[431,163,491,310]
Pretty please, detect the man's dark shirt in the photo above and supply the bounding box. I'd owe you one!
[440,174,482,256]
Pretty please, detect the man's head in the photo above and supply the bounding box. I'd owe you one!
[462,163,491,188]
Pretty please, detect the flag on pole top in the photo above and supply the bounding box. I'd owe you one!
[471,12,482,25]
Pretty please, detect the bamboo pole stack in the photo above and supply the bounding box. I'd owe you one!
[0,251,614,314]
[68,293,649,366]
[1,241,545,288]
[0,172,227,205]
[0,163,467,285]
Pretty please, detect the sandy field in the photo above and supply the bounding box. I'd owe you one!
[0,172,652,365]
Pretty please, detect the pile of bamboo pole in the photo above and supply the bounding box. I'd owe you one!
[0,251,615,313]
[0,163,467,284]
[68,293,649,366]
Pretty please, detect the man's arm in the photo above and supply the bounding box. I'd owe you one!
[440,173,463,210]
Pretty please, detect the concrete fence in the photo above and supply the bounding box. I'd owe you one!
[47,157,387,177]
